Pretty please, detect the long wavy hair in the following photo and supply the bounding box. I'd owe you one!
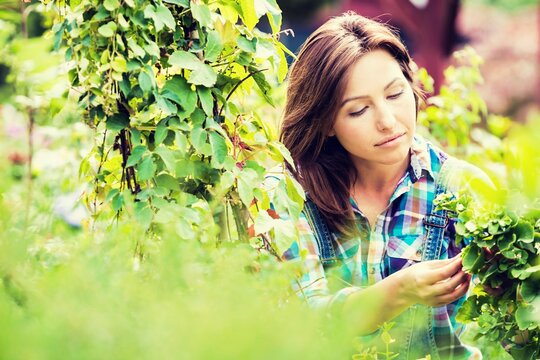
[280,12,423,236]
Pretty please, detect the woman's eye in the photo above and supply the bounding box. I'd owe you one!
[350,106,368,117]
[387,91,404,100]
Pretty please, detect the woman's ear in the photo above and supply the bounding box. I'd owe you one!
[328,128,336,137]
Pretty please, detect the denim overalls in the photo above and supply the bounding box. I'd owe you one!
[303,157,459,360]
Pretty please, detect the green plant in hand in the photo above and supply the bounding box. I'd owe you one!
[435,191,539,359]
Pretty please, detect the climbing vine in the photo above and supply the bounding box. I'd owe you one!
[45,0,304,257]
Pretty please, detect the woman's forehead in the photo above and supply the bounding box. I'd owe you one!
[342,49,405,97]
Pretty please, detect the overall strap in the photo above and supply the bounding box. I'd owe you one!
[303,198,339,267]
[415,156,459,360]
[421,156,458,261]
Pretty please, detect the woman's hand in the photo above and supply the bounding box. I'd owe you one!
[398,255,471,307]
[343,254,471,335]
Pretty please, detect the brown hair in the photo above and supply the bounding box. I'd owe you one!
[280,12,423,236]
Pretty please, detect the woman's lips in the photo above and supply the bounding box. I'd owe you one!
[375,133,405,147]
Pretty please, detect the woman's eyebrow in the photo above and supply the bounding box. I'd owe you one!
[340,77,401,107]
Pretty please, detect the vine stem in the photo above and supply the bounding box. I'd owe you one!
[218,68,267,118]
[231,201,249,243]
[247,208,280,260]
[90,129,108,231]
[118,128,140,195]
[226,198,232,242]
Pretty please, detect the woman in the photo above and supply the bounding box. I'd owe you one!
[279,12,491,360]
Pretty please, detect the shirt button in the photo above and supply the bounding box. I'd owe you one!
[416,249,423,257]
[369,267,376,274]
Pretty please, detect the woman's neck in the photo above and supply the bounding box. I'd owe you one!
[351,153,410,195]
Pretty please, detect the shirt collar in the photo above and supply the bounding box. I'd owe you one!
[408,135,434,182]
[350,135,434,212]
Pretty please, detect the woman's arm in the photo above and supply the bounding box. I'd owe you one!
[342,255,470,335]
[282,212,365,309]
[284,210,470,335]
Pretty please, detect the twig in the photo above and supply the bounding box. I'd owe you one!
[218,69,267,118]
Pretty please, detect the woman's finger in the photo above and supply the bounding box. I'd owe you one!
[433,278,471,306]
[426,256,463,283]
[431,270,469,296]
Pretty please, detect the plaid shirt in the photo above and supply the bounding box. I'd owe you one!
[282,136,484,359]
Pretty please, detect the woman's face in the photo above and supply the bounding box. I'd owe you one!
[330,49,417,169]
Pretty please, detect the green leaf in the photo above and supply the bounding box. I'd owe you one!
[236,51,252,66]
[465,220,477,232]
[515,304,538,330]
[53,22,65,50]
[144,41,160,57]
[217,3,240,24]
[521,279,540,303]
[381,331,393,346]
[169,51,217,87]
[190,1,213,28]
[128,38,146,58]
[156,5,176,30]
[254,209,275,234]
[456,297,480,323]
[144,5,163,32]
[190,127,208,154]
[134,202,153,230]
[98,22,116,37]
[461,244,485,273]
[137,155,156,181]
[273,219,297,256]
[155,95,178,115]
[237,35,256,53]
[286,175,305,209]
[111,56,127,73]
[105,188,120,203]
[515,221,534,243]
[205,30,223,62]
[175,159,194,178]
[237,0,259,30]
[237,168,259,207]
[498,232,516,251]
[126,145,147,167]
[169,50,200,69]
[138,70,154,93]
[154,146,176,173]
[264,0,282,34]
[103,0,120,11]
[252,70,273,105]
[175,218,195,240]
[112,191,124,211]
[188,65,217,87]
[155,122,168,145]
[118,13,129,30]
[268,141,295,169]
[174,130,188,152]
[197,87,213,116]
[217,171,235,193]
[164,0,189,6]
[209,131,227,168]
[106,113,129,131]
[155,173,180,191]
[161,76,197,118]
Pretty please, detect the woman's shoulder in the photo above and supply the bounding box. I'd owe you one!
[413,135,495,197]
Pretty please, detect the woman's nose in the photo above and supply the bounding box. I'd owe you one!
[376,104,397,131]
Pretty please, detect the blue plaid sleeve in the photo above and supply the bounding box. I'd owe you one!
[282,212,363,310]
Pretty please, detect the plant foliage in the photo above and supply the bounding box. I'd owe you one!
[46,0,304,257]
